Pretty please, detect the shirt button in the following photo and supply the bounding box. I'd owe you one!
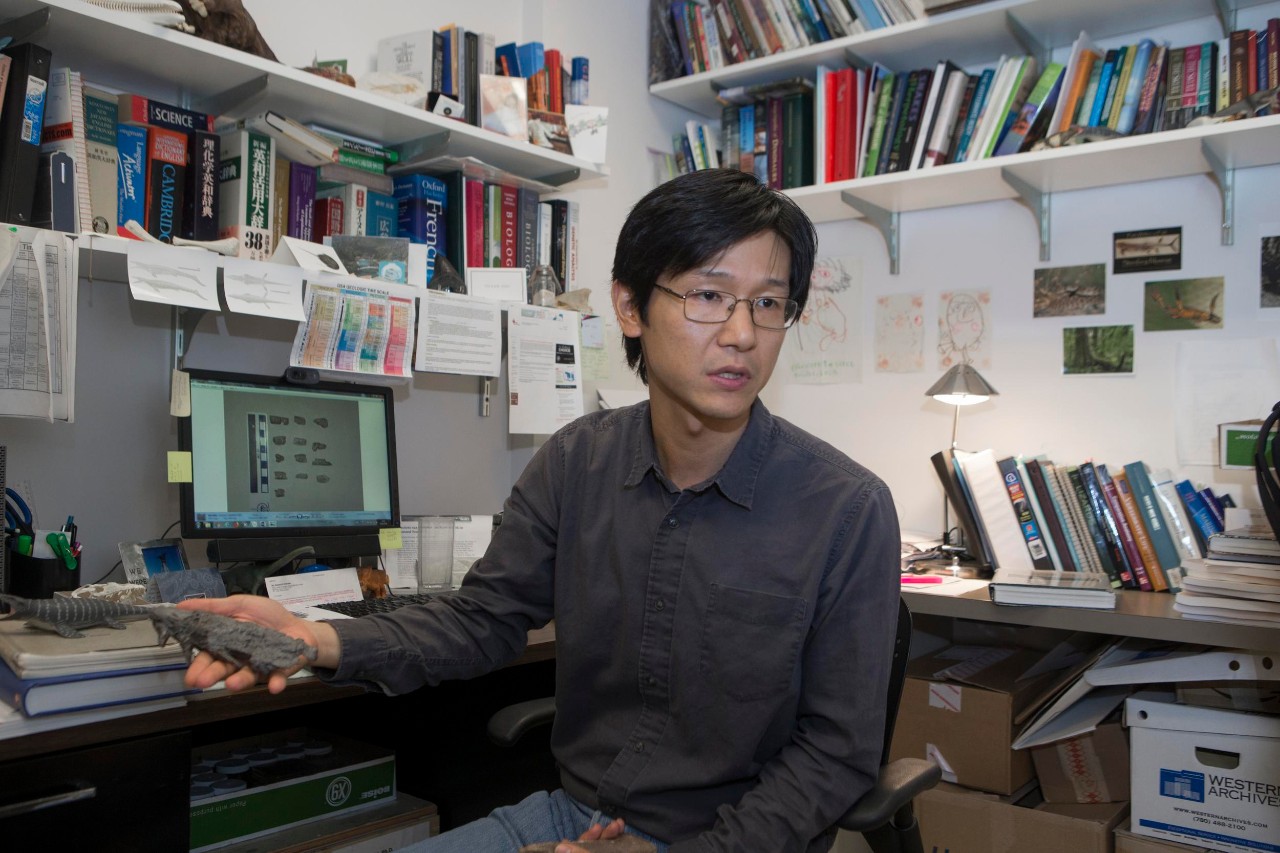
[654,599,665,611]
[666,517,678,528]
[647,676,657,686]
[633,741,644,752]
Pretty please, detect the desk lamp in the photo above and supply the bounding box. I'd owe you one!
[925,362,998,555]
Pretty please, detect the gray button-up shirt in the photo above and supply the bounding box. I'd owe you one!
[322,400,900,852]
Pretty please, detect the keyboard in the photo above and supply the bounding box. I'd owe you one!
[313,592,440,617]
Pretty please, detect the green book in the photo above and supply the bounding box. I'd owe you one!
[862,73,895,177]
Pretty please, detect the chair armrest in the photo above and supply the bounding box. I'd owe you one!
[487,696,557,747]
[837,758,941,833]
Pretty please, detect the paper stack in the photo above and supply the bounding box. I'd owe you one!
[1174,524,1280,626]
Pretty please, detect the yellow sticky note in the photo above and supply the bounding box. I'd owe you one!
[167,451,193,483]
[379,527,403,550]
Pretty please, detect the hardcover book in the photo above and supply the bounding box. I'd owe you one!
[287,161,317,242]
[996,456,1055,571]
[182,129,219,241]
[1023,458,1078,572]
[0,655,191,717]
[988,567,1116,609]
[316,182,369,237]
[367,190,397,239]
[393,173,447,282]
[218,128,276,260]
[0,42,53,226]
[115,123,147,238]
[39,66,92,234]
[144,125,187,242]
[117,92,215,134]
[313,195,344,241]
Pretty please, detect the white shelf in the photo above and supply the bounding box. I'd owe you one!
[2,0,605,187]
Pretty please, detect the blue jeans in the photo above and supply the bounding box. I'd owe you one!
[404,789,670,852]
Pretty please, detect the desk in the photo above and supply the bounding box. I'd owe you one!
[0,623,556,764]
[903,586,1280,650]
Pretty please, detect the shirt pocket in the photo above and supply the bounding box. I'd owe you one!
[698,583,807,702]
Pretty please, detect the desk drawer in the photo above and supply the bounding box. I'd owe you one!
[0,730,189,850]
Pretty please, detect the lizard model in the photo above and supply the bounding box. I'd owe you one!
[0,593,153,639]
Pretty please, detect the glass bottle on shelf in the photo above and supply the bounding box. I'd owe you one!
[528,264,560,307]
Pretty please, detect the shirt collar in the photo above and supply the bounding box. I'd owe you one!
[623,399,773,510]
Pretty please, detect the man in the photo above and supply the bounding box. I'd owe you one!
[182,169,900,852]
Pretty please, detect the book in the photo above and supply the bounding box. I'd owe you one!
[861,71,894,176]
[479,73,529,141]
[1050,30,1098,135]
[367,190,397,239]
[1113,469,1168,591]
[516,186,540,280]
[930,448,994,569]
[954,449,1036,572]
[1101,466,1158,592]
[1176,479,1222,555]
[1150,467,1202,562]
[1023,458,1078,572]
[953,65,994,162]
[144,125,186,243]
[1066,464,1122,586]
[1115,39,1155,134]
[968,55,1018,161]
[182,129,219,241]
[317,162,393,195]
[920,67,968,168]
[1045,462,1101,576]
[1014,457,1065,571]
[1079,462,1136,588]
[287,161,317,242]
[994,61,1063,157]
[39,67,92,234]
[885,67,927,174]
[1131,44,1168,136]
[996,456,1054,570]
[316,182,368,236]
[874,71,908,175]
[115,123,147,238]
[0,41,53,226]
[313,195,344,242]
[907,61,955,171]
[375,29,437,84]
[0,655,190,717]
[1208,524,1280,559]
[988,567,1117,609]
[982,55,1037,159]
[1122,462,1183,585]
[0,616,184,680]
[32,149,76,232]
[780,89,814,188]
[218,128,276,260]
[393,173,447,282]
[117,92,215,135]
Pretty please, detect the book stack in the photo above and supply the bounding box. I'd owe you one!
[933,450,1217,598]
[1175,524,1280,627]
[0,615,191,726]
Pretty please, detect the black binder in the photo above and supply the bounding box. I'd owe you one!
[0,41,53,225]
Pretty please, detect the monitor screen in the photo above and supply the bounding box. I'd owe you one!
[178,369,399,563]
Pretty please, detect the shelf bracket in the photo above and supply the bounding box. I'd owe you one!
[1201,139,1235,246]
[170,305,206,373]
[1005,12,1049,71]
[843,49,870,70]
[1212,0,1237,38]
[1001,169,1052,262]
[841,191,900,275]
[196,74,270,118]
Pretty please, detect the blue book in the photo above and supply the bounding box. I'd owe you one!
[1115,39,1155,134]
[848,0,887,30]
[115,123,148,237]
[955,67,995,162]
[0,655,192,717]
[1087,52,1117,126]
[737,102,754,172]
[366,191,397,238]
[495,41,521,77]
[393,174,448,281]
[438,30,453,95]
[1176,480,1223,554]
[1122,461,1183,577]
[517,41,545,80]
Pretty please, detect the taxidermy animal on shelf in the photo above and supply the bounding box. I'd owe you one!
[177,0,277,61]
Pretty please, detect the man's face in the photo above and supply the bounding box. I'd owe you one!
[614,231,792,432]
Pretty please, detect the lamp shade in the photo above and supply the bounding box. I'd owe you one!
[925,364,998,406]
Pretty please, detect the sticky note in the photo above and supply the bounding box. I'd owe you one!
[379,527,404,550]
[167,451,193,483]
[170,369,191,417]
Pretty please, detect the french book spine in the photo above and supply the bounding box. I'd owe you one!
[499,184,519,268]
[287,162,317,242]
[1113,470,1167,592]
[182,129,219,241]
[218,129,275,260]
[117,93,215,134]
[83,84,120,235]
[115,124,147,238]
[367,190,397,238]
[1067,465,1123,587]
[1080,462,1136,588]
[1097,466,1153,591]
[145,126,186,242]
[0,42,52,226]
[997,457,1055,571]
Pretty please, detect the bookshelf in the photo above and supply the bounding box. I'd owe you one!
[649,0,1280,270]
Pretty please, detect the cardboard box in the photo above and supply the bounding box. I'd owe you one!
[916,781,1130,853]
[1032,722,1131,803]
[1114,821,1214,853]
[190,728,397,852]
[1219,420,1266,469]
[889,644,1080,794]
[1127,694,1280,853]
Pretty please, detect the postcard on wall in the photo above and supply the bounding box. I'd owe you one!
[1033,263,1105,317]
[874,293,924,373]
[565,104,608,164]
[528,109,571,154]
[1143,277,1224,331]
[1062,325,1134,375]
[1260,226,1279,308]
[1113,227,1181,274]
[938,289,991,370]
[784,256,862,384]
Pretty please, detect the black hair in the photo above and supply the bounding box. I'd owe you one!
[612,169,818,383]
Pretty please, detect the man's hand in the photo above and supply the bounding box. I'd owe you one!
[520,818,655,853]
[177,595,338,694]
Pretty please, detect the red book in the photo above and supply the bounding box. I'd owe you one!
[1270,19,1280,95]
[464,177,485,269]
[544,48,564,114]
[144,126,187,242]
[1248,30,1258,95]
[313,196,344,240]
[499,183,519,268]
[827,68,842,182]
[766,95,784,189]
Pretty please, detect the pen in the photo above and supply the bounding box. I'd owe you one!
[900,575,945,584]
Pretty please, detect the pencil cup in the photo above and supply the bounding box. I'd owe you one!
[9,550,80,598]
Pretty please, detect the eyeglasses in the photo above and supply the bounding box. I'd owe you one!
[653,283,799,330]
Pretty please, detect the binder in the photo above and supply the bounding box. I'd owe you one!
[0,42,53,225]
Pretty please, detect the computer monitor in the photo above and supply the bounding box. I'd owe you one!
[178,369,400,565]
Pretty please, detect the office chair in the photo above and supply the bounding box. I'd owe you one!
[488,597,939,853]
